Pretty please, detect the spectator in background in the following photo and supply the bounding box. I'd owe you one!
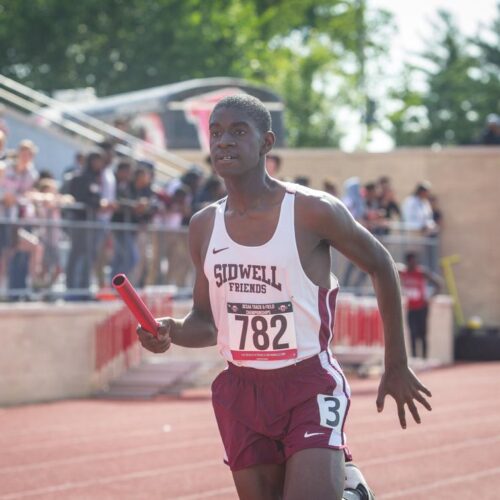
[398,252,442,359]
[0,130,7,162]
[322,177,338,198]
[294,175,310,187]
[110,160,138,279]
[166,165,202,196]
[63,151,85,178]
[265,153,282,178]
[0,132,10,281]
[341,177,366,289]
[377,176,401,234]
[2,140,39,202]
[193,175,226,213]
[362,182,387,236]
[0,104,8,136]
[2,140,40,300]
[29,177,73,291]
[342,177,365,221]
[129,165,157,287]
[94,141,117,288]
[65,151,104,298]
[402,182,438,236]
[163,186,193,287]
[165,165,203,221]
[429,194,443,231]
[478,114,500,145]
[61,152,86,194]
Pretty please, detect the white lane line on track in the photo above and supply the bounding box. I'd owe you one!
[351,413,500,443]
[380,465,500,499]
[0,460,222,499]
[349,397,500,426]
[0,436,221,474]
[1,387,497,444]
[2,412,500,473]
[1,420,217,454]
[3,396,499,453]
[3,420,500,478]
[362,433,500,467]
[0,410,215,443]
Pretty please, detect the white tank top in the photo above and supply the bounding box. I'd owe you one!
[204,186,340,369]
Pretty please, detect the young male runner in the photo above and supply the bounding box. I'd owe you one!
[137,95,432,500]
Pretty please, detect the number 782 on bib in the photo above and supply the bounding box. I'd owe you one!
[227,302,298,361]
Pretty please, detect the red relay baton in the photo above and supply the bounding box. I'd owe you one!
[112,273,159,336]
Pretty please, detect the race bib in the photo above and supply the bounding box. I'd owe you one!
[404,286,423,301]
[227,301,297,361]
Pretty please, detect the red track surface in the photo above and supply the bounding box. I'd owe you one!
[1,362,499,499]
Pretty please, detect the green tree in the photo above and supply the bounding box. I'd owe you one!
[0,0,392,147]
[471,1,500,134]
[388,8,500,146]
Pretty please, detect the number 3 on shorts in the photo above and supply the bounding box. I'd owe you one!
[317,394,348,445]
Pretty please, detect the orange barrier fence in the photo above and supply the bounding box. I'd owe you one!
[95,290,173,371]
[334,294,385,347]
[94,292,394,373]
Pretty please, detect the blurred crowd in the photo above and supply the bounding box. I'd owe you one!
[0,133,227,300]
[336,176,441,289]
[0,129,442,300]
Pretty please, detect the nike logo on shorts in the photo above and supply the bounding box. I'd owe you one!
[304,431,324,438]
[213,247,229,254]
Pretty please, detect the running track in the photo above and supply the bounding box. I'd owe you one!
[1,362,499,499]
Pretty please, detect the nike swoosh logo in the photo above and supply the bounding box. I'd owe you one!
[304,432,324,438]
[212,247,229,254]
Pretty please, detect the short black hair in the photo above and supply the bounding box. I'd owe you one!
[98,140,115,152]
[405,251,418,263]
[415,181,431,195]
[212,94,272,134]
[116,160,133,172]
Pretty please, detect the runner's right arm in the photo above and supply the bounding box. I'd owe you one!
[136,208,217,352]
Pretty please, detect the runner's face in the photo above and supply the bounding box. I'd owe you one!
[209,107,267,177]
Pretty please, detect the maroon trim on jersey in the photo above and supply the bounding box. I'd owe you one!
[328,358,351,446]
[318,287,339,351]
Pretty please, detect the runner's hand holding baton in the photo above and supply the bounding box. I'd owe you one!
[112,273,172,353]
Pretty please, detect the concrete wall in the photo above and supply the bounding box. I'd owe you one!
[179,147,500,326]
[0,302,121,406]
[0,294,454,405]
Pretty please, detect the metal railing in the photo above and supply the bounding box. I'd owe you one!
[332,228,440,295]
[0,211,440,302]
[0,74,191,180]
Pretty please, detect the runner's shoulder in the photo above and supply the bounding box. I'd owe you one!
[189,197,225,257]
[189,197,225,232]
[289,182,348,225]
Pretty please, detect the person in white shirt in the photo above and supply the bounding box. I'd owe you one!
[402,182,438,235]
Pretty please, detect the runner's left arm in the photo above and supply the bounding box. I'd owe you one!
[307,193,432,428]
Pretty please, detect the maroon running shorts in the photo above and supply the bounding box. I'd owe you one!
[211,351,352,471]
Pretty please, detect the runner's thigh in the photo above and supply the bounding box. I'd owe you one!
[283,448,345,500]
[232,463,285,500]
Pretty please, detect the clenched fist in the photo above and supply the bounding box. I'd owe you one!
[136,318,174,353]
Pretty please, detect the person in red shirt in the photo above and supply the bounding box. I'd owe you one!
[398,252,442,358]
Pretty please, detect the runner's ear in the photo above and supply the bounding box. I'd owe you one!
[260,131,276,156]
